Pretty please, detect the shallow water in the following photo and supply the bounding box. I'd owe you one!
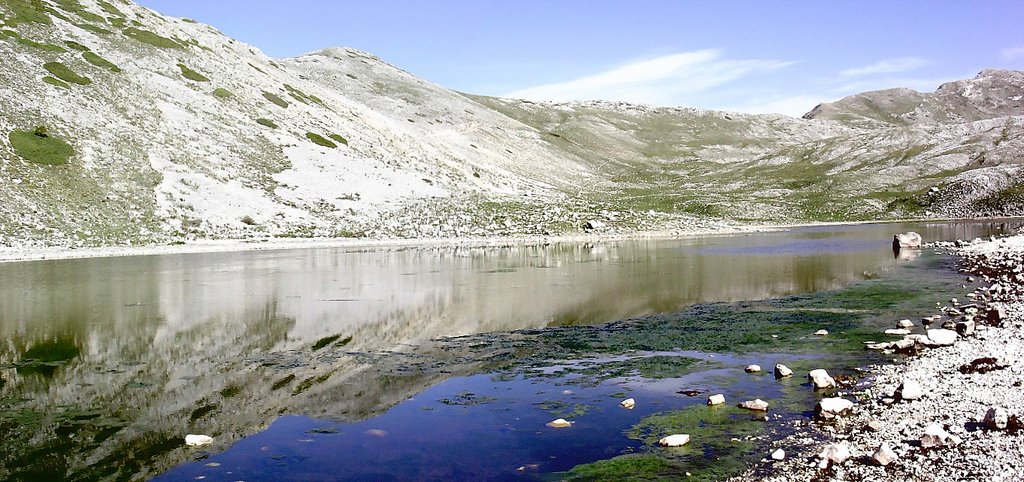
[0,220,1019,480]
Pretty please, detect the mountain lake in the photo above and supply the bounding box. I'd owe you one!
[1,220,1021,481]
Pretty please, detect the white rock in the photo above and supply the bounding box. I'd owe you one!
[774,364,793,379]
[927,328,958,346]
[920,423,959,448]
[885,328,911,335]
[771,448,785,461]
[814,329,829,336]
[184,434,214,447]
[896,379,924,401]
[745,364,762,373]
[871,443,897,466]
[818,443,851,468]
[815,397,854,418]
[893,232,923,248]
[658,434,690,447]
[546,418,572,428]
[620,398,635,409]
[897,319,915,329]
[707,394,726,406]
[808,369,836,389]
[984,407,1009,430]
[738,399,769,411]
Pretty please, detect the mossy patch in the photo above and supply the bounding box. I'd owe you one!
[95,0,123,17]
[1,0,53,25]
[306,132,337,148]
[8,128,75,165]
[256,118,278,129]
[42,75,69,88]
[283,83,323,106]
[212,87,233,98]
[82,51,120,72]
[63,39,89,51]
[328,133,348,145]
[43,61,91,85]
[262,91,288,108]
[122,27,181,48]
[176,63,209,82]
[1,28,65,51]
[563,454,683,481]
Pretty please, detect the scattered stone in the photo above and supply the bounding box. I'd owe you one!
[871,443,898,466]
[814,329,829,336]
[184,434,213,447]
[866,342,893,350]
[620,398,635,409]
[927,328,958,346]
[678,389,702,397]
[959,357,1009,374]
[582,220,605,231]
[658,434,690,447]
[774,364,793,379]
[707,394,726,405]
[808,369,837,389]
[815,397,855,419]
[986,306,1007,326]
[865,419,884,432]
[745,364,762,373]
[896,379,924,401]
[885,328,911,335]
[984,407,1009,430]
[818,443,851,468]
[897,319,915,329]
[955,319,975,336]
[771,448,785,461]
[920,423,959,449]
[546,418,572,428]
[738,399,769,411]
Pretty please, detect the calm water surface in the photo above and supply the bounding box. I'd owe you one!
[0,221,1018,480]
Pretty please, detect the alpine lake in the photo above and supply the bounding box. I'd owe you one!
[1,220,1020,481]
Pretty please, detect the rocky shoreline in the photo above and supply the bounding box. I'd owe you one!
[735,234,1024,481]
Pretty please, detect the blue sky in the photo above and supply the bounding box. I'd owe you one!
[136,0,1024,116]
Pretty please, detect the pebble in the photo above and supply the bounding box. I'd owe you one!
[771,448,785,461]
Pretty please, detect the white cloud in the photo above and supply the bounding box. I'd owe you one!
[839,57,928,77]
[503,49,794,106]
[1002,46,1024,60]
[725,95,837,117]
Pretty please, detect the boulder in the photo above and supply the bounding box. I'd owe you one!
[813,329,829,336]
[897,319,915,329]
[583,220,606,231]
[707,394,726,406]
[896,379,924,401]
[893,232,923,249]
[745,364,762,373]
[771,448,785,461]
[885,328,911,335]
[738,399,769,411]
[815,397,854,419]
[184,434,213,447]
[927,329,958,346]
[871,443,897,466]
[774,364,793,379]
[546,418,573,428]
[984,407,1009,430]
[620,398,635,409]
[808,369,837,389]
[987,306,1007,326]
[955,320,975,336]
[817,443,851,468]
[920,423,959,449]
[658,434,690,447]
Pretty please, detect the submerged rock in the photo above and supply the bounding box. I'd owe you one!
[184,434,213,447]
[745,364,762,373]
[774,364,793,379]
[893,232,923,249]
[897,319,915,329]
[658,434,690,447]
[738,399,769,411]
[707,394,726,405]
[808,369,837,389]
[546,418,573,428]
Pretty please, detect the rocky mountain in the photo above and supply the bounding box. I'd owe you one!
[0,0,1022,250]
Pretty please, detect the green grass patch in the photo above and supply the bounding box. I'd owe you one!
[176,63,209,82]
[106,15,123,28]
[82,50,120,72]
[212,87,233,98]
[262,91,288,108]
[563,454,683,481]
[63,39,89,51]
[72,21,110,34]
[122,27,181,48]
[328,133,348,145]
[283,83,324,106]
[1,0,53,25]
[256,118,278,129]
[95,0,122,17]
[8,128,74,165]
[1,29,65,51]
[43,61,91,85]
[306,132,337,148]
[42,75,69,88]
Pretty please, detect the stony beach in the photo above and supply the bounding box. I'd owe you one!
[735,233,1024,481]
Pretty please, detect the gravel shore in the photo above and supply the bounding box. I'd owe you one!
[735,234,1024,481]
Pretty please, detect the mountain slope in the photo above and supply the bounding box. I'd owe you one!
[1,0,1023,251]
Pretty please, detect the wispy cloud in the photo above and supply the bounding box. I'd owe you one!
[839,57,928,77]
[1002,46,1024,60]
[503,49,794,106]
